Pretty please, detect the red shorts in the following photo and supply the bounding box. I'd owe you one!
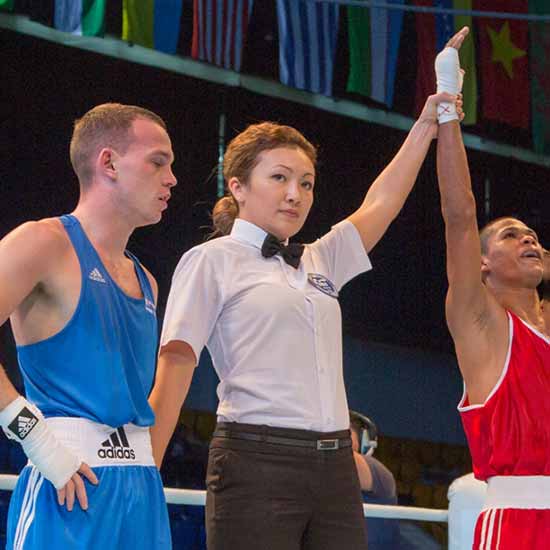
[474,508,550,549]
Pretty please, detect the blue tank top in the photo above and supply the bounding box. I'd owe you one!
[17,215,157,427]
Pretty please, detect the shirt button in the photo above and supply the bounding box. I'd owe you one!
[319,367,325,374]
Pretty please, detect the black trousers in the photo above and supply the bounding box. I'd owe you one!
[205,422,368,550]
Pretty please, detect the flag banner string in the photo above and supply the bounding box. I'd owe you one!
[309,0,550,22]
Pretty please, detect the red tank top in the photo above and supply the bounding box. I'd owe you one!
[459,311,550,480]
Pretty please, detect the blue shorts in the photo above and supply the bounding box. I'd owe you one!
[6,465,171,549]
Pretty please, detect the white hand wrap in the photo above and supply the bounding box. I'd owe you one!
[435,47,463,124]
[0,396,81,489]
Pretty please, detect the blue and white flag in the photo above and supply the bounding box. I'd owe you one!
[276,0,340,96]
[370,0,404,107]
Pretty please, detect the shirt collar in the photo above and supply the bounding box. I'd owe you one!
[231,219,289,248]
[231,218,267,248]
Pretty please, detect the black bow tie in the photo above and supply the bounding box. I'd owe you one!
[261,233,304,269]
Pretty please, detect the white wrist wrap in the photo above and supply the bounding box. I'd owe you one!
[435,47,463,124]
[0,397,81,489]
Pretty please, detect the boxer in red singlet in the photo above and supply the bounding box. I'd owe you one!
[436,43,550,548]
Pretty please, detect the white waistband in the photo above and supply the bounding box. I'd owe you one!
[484,476,550,510]
[35,417,155,468]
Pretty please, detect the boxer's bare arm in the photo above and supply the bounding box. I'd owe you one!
[0,220,98,508]
[437,122,509,402]
[0,368,20,411]
[0,221,66,332]
[0,221,68,407]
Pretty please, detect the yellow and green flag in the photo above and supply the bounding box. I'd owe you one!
[122,0,183,54]
[454,0,477,125]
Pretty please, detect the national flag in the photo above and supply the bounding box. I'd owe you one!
[276,0,340,96]
[122,0,183,54]
[346,3,370,100]
[453,0,477,125]
[415,0,477,124]
[123,0,154,49]
[414,0,477,124]
[475,0,529,128]
[0,0,14,12]
[347,0,404,108]
[529,0,550,154]
[192,0,254,72]
[414,0,450,117]
[54,0,106,36]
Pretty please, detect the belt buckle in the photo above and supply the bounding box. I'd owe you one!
[316,438,339,451]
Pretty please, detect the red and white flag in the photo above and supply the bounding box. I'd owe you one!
[192,0,254,72]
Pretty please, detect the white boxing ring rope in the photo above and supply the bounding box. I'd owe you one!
[0,474,448,522]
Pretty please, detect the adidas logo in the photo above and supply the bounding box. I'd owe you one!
[88,268,106,283]
[97,427,136,460]
[8,407,38,440]
[145,298,156,315]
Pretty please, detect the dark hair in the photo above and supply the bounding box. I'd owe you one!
[479,216,521,255]
[211,122,317,237]
[70,103,167,185]
[349,416,363,437]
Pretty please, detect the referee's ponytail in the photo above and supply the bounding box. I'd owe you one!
[211,195,239,237]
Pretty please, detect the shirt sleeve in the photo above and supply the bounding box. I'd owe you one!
[160,245,224,364]
[364,455,397,503]
[307,219,372,290]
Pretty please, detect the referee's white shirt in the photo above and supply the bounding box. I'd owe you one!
[161,218,372,432]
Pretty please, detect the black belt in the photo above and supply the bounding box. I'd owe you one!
[213,429,351,451]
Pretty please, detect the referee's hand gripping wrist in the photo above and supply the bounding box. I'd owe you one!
[434,27,468,124]
[435,47,463,124]
[0,396,81,489]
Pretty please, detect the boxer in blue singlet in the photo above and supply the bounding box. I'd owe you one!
[0,103,176,549]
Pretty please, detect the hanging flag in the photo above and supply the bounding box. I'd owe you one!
[347,0,404,108]
[414,1,453,113]
[347,3,371,99]
[529,0,550,154]
[123,0,154,49]
[192,0,254,71]
[414,0,477,124]
[55,1,81,33]
[453,0,477,125]
[475,0,529,128]
[0,0,14,12]
[54,1,106,36]
[154,0,184,54]
[122,0,183,54]
[276,0,340,96]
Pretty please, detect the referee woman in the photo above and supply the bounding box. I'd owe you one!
[150,51,464,549]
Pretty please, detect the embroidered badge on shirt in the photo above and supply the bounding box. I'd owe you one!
[307,273,339,298]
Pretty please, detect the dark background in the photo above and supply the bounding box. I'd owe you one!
[1,5,549,392]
